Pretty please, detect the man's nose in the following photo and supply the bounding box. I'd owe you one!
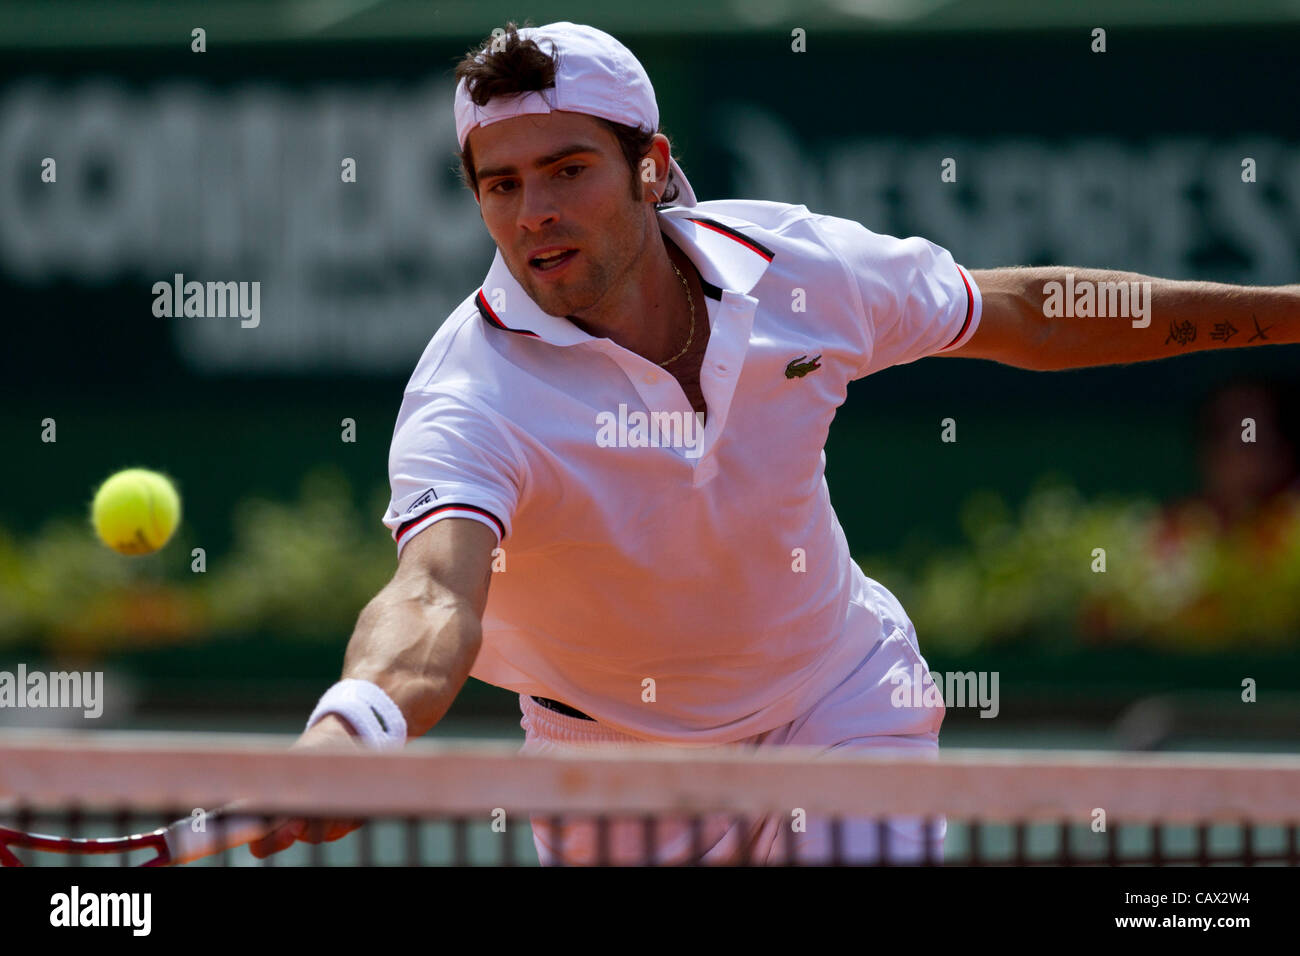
[517,183,560,233]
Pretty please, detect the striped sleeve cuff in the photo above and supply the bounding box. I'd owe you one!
[394,502,506,557]
[936,263,982,353]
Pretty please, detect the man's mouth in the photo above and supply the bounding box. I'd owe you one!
[529,249,578,272]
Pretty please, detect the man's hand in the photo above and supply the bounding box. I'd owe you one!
[248,714,365,859]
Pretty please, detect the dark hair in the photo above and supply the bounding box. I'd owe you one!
[452,21,680,205]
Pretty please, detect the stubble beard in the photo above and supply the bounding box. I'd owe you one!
[526,254,605,318]
[527,231,643,321]
[510,198,654,321]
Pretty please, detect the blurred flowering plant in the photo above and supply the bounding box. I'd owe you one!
[860,479,1300,654]
[0,468,394,660]
[5,471,1299,661]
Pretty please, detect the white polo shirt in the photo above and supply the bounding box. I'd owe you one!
[383,199,981,743]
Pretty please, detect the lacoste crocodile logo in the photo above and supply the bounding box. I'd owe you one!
[784,354,823,379]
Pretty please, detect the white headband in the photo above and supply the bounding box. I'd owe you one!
[453,21,697,206]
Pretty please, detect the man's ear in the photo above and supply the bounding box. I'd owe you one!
[643,135,674,201]
[638,156,656,198]
[639,155,666,203]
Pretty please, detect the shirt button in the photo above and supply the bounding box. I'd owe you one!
[714,362,729,374]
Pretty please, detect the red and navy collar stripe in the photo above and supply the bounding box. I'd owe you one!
[686,217,775,261]
[475,289,539,337]
[397,503,506,542]
[475,217,767,330]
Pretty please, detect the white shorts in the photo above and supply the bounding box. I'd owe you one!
[517,579,947,865]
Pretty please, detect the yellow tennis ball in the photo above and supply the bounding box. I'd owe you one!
[91,468,182,556]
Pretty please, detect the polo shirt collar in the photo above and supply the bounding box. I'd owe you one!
[474,207,776,346]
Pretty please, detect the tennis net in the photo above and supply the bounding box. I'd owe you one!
[1,732,1297,866]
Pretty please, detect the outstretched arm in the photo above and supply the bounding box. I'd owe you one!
[249,517,496,858]
[943,267,1300,370]
[331,516,496,738]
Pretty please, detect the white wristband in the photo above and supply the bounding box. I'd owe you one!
[306,679,408,750]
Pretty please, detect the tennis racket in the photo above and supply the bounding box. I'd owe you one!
[0,808,271,867]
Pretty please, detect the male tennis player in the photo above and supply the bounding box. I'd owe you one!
[253,21,1299,864]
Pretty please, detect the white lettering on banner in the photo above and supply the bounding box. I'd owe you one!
[0,83,1295,373]
[0,79,489,373]
[714,104,1299,287]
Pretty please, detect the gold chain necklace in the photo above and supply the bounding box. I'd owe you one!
[658,259,695,367]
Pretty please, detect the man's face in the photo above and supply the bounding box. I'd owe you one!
[468,110,652,318]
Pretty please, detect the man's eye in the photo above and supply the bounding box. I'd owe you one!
[488,180,515,194]
[559,165,584,178]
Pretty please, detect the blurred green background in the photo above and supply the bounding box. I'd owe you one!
[2,0,1299,751]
